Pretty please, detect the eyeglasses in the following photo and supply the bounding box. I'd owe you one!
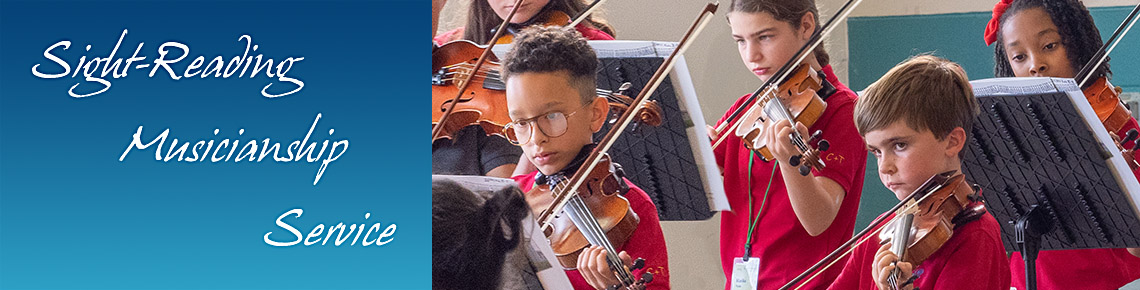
[502,102,592,145]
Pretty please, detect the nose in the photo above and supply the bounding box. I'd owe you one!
[877,153,896,176]
[529,124,549,145]
[744,41,762,64]
[1029,56,1047,76]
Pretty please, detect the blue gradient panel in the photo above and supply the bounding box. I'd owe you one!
[0,0,427,289]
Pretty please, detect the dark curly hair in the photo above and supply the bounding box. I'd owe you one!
[993,0,1109,85]
[502,26,598,104]
[728,0,831,66]
[464,0,615,44]
[432,180,529,290]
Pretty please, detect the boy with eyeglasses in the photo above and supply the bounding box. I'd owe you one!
[501,26,671,290]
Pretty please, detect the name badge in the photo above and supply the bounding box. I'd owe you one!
[730,257,760,290]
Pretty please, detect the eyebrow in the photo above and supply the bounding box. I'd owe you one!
[509,101,566,120]
[866,135,913,150]
[732,27,775,39]
[1006,28,1059,48]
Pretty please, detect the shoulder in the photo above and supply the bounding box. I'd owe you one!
[621,178,659,213]
[574,24,614,40]
[944,212,1005,256]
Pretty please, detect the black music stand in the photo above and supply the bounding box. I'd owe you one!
[962,77,1140,290]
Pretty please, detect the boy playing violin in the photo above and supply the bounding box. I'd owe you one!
[501,26,670,290]
[827,55,1009,290]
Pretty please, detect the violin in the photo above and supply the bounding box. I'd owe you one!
[780,171,987,290]
[430,43,662,140]
[878,172,986,289]
[494,0,609,44]
[1083,77,1133,134]
[1082,76,1139,171]
[528,152,643,271]
[431,0,628,141]
[708,0,858,176]
[731,63,832,175]
[431,0,524,141]
[432,40,511,140]
[1073,2,1140,170]
[533,4,719,289]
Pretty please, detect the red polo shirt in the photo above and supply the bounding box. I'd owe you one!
[1009,248,1140,289]
[828,211,1010,290]
[514,171,670,290]
[714,65,867,289]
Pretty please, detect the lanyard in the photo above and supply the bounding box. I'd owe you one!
[743,150,778,260]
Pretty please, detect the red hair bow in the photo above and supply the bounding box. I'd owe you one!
[984,0,1015,46]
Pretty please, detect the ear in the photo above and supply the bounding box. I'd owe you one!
[798,11,816,40]
[944,127,967,157]
[589,96,610,132]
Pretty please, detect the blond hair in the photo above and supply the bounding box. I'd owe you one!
[854,55,979,139]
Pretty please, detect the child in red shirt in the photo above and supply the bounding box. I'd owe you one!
[986,0,1140,288]
[711,0,866,288]
[501,26,670,290]
[827,55,1009,290]
[432,0,615,46]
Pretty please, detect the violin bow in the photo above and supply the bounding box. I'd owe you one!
[710,0,864,150]
[778,171,958,290]
[1075,1,1140,88]
[568,0,608,28]
[538,2,719,231]
[430,0,526,141]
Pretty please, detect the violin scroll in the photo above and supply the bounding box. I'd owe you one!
[606,83,664,128]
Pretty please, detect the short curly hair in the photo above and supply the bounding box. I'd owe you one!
[502,26,598,105]
[993,0,1109,86]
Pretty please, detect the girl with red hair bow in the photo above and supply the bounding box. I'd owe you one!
[985,0,1140,289]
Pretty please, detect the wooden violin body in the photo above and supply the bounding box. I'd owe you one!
[432,40,511,141]
[530,154,640,269]
[1085,77,1140,171]
[880,172,983,266]
[734,63,829,173]
[431,41,663,140]
[1084,77,1133,134]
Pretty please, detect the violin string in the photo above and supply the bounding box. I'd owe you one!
[554,180,637,285]
[571,197,637,284]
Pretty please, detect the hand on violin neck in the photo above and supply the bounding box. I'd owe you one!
[873,243,915,290]
[764,119,809,167]
[577,246,633,290]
